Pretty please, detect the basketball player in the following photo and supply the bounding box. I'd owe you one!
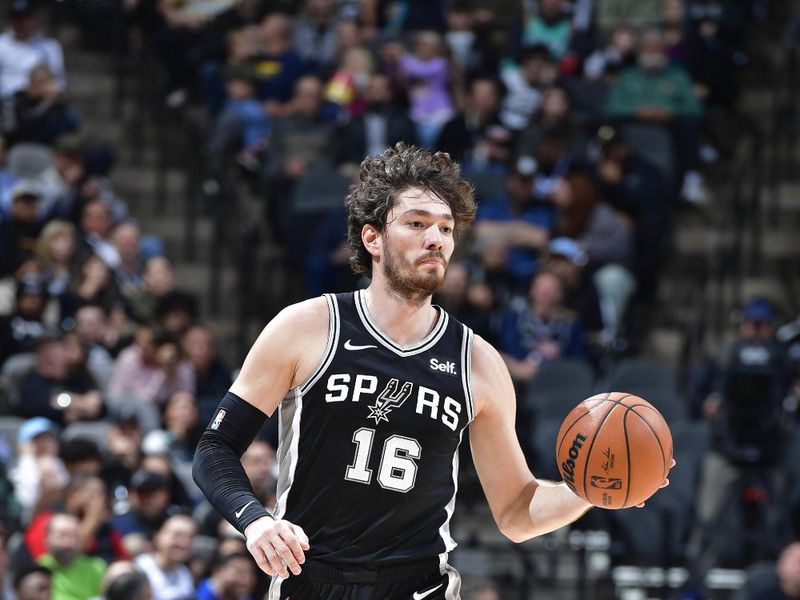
[193,143,672,599]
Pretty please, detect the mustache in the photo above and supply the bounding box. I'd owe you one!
[418,252,446,264]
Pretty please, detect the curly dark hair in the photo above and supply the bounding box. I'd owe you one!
[345,143,476,276]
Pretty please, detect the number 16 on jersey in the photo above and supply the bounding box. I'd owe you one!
[346,428,422,493]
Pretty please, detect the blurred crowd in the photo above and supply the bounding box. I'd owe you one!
[0,0,795,598]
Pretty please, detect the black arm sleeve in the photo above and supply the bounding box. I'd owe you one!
[192,391,273,534]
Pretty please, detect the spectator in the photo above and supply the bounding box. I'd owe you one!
[0,0,66,99]
[159,390,201,464]
[292,0,340,70]
[4,63,80,146]
[0,274,49,365]
[58,437,103,478]
[152,291,198,342]
[436,76,512,170]
[499,43,557,131]
[37,512,106,600]
[689,297,793,564]
[180,325,231,425]
[111,221,145,300]
[335,72,415,167]
[324,46,374,116]
[520,0,573,59]
[583,25,638,81]
[472,156,554,291]
[62,253,125,320]
[604,28,707,204]
[734,540,800,600]
[397,31,455,148]
[112,469,174,557]
[129,255,177,325]
[252,13,309,114]
[13,564,51,600]
[104,570,153,600]
[77,199,119,269]
[17,334,103,425]
[516,85,585,164]
[74,303,120,390]
[543,237,602,335]
[134,514,196,600]
[104,409,143,492]
[107,326,195,407]
[0,180,43,278]
[499,270,588,383]
[36,219,77,299]
[196,552,257,600]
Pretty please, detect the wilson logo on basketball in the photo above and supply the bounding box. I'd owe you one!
[561,433,588,493]
[590,475,623,490]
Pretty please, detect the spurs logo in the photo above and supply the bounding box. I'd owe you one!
[367,378,413,424]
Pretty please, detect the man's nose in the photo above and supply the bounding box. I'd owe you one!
[424,224,443,248]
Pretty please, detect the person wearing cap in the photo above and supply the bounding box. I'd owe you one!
[111,469,174,557]
[688,296,794,567]
[0,273,49,365]
[0,179,43,278]
[544,236,603,335]
[0,1,66,99]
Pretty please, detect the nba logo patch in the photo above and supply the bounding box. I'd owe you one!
[211,409,226,430]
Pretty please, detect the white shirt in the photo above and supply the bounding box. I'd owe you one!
[0,30,66,98]
[499,64,543,131]
[135,553,195,600]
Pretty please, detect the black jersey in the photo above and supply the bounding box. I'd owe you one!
[274,290,475,565]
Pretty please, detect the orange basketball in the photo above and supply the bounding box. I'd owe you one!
[556,392,673,509]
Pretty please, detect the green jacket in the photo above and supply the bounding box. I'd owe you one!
[38,553,106,600]
[605,65,704,118]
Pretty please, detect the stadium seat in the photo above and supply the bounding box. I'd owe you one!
[619,123,675,188]
[62,421,113,455]
[606,358,687,425]
[291,163,352,215]
[523,359,595,421]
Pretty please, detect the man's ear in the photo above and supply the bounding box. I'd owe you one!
[362,224,381,259]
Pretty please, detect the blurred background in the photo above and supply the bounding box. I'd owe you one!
[0,0,799,598]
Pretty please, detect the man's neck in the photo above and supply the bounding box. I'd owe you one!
[154,551,174,571]
[363,281,437,348]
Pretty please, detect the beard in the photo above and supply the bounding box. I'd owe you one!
[383,241,447,304]
[50,546,78,566]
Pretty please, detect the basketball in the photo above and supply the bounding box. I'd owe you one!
[556,392,673,509]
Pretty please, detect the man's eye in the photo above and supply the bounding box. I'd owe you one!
[441,226,453,235]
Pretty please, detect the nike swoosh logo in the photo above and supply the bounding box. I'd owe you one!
[413,583,443,599]
[235,501,255,519]
[344,339,377,351]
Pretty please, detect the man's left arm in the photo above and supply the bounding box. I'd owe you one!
[469,335,591,542]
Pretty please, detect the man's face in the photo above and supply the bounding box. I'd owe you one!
[156,517,196,565]
[778,542,800,596]
[16,572,51,600]
[219,557,256,599]
[47,515,81,566]
[112,224,141,263]
[242,441,275,490]
[81,201,113,237]
[469,80,498,118]
[76,306,107,344]
[10,196,39,222]
[182,327,214,371]
[294,77,323,118]
[11,15,38,40]
[377,189,455,302]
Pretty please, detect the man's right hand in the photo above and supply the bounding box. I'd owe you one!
[244,516,310,578]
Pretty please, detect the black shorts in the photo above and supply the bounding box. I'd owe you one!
[266,557,462,600]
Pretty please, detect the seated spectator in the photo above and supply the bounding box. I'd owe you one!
[0,274,49,365]
[252,14,309,115]
[437,76,512,170]
[112,469,174,557]
[499,270,588,383]
[13,564,51,600]
[158,390,201,464]
[0,180,43,278]
[107,326,195,407]
[153,291,198,342]
[499,43,557,132]
[129,256,178,325]
[181,325,231,425]
[24,475,128,566]
[9,417,68,522]
[104,569,153,600]
[62,253,126,320]
[262,74,338,241]
[397,31,455,148]
[472,156,554,291]
[0,1,66,99]
[334,72,415,168]
[520,0,573,59]
[292,0,340,71]
[543,237,603,335]
[4,63,79,146]
[604,28,707,203]
[207,63,270,173]
[583,25,638,81]
[36,219,77,299]
[324,46,374,116]
[74,302,120,390]
[37,512,106,600]
[196,552,256,600]
[111,221,146,300]
[17,334,103,425]
[76,198,120,269]
[516,85,585,163]
[58,437,103,479]
[733,540,800,599]
[134,514,196,600]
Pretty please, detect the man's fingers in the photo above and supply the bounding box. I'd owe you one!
[249,545,276,576]
[291,524,310,550]
[660,478,670,488]
[280,529,307,565]
[264,544,290,578]
[273,538,302,576]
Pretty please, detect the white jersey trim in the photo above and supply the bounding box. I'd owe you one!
[460,326,475,423]
[292,294,339,396]
[274,387,303,519]
[438,429,463,553]
[354,290,449,357]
